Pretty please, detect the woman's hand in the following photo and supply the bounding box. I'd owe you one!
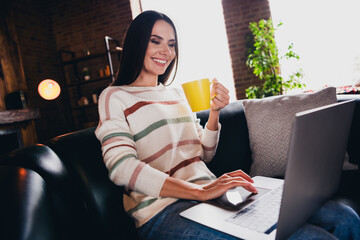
[210,78,230,112]
[159,170,257,202]
[206,78,230,131]
[198,170,258,201]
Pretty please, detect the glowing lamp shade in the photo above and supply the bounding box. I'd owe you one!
[38,79,61,100]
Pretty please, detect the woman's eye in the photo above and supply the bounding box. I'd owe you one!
[150,39,160,45]
[169,43,175,48]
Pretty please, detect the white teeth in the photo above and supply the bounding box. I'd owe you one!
[153,58,167,64]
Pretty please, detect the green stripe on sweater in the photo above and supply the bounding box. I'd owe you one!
[127,198,158,215]
[189,175,217,183]
[109,154,137,176]
[134,116,193,141]
[102,132,134,143]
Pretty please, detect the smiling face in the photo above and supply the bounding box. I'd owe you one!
[137,20,176,85]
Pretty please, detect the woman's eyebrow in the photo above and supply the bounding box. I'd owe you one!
[151,34,163,39]
[151,34,176,42]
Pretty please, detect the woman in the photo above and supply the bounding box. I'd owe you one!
[96,10,359,240]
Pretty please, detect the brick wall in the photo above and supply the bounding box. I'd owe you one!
[222,0,271,99]
[52,0,132,58]
[8,0,133,142]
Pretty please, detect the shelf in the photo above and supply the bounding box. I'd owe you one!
[72,103,97,110]
[67,76,111,87]
[59,37,121,131]
[59,51,120,66]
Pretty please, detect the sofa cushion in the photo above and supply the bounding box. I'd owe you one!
[242,87,357,178]
[196,101,253,176]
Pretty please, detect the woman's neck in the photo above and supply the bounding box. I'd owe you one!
[129,72,158,87]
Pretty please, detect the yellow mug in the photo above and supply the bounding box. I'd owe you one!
[182,78,215,112]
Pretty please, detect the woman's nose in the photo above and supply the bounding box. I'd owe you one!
[159,44,171,55]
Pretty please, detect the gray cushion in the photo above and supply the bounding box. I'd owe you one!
[242,87,357,177]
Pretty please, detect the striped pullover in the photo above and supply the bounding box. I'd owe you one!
[95,83,220,227]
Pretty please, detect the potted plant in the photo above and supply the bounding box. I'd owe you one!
[246,19,305,99]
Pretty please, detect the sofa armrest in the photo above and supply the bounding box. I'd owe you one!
[45,128,139,240]
[0,166,60,240]
[0,145,91,240]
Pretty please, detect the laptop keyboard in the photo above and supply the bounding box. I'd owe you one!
[225,184,283,233]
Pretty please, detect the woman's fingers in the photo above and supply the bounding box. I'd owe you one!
[201,169,258,201]
[210,78,230,110]
[225,169,254,183]
[212,85,229,101]
[209,170,254,187]
[218,178,257,193]
[201,178,257,201]
[212,95,229,108]
[243,185,258,193]
[203,176,257,193]
[203,176,245,190]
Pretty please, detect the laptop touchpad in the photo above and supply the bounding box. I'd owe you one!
[212,187,270,210]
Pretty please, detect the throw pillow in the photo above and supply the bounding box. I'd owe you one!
[242,87,357,178]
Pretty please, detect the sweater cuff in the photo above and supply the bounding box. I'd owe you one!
[202,123,221,148]
[135,164,169,197]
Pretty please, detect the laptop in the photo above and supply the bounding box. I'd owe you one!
[180,100,355,240]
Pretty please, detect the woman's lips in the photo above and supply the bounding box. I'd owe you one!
[152,58,167,65]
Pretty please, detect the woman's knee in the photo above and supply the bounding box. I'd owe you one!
[309,200,360,239]
[289,223,337,240]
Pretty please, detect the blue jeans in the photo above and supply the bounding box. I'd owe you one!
[137,200,360,240]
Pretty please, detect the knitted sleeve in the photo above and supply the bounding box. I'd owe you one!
[201,122,221,162]
[175,88,221,162]
[95,88,168,197]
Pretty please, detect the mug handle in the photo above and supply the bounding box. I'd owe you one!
[210,80,217,100]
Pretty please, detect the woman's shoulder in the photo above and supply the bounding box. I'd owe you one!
[99,85,130,98]
[167,86,186,99]
[97,86,128,105]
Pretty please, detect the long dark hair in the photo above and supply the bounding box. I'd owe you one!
[111,10,178,86]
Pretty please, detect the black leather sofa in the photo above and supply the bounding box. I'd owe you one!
[1,95,359,240]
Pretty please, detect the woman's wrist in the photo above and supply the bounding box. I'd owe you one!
[210,105,221,112]
[160,177,204,200]
[206,110,220,131]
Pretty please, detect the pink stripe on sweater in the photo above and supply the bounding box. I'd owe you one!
[104,88,124,120]
[103,144,136,156]
[128,162,146,190]
[142,139,201,164]
[123,89,163,94]
[102,137,132,147]
[166,156,201,176]
[202,144,217,151]
[124,100,180,117]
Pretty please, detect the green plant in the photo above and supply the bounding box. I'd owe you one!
[246,19,305,99]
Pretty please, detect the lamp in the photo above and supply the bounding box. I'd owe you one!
[38,79,61,100]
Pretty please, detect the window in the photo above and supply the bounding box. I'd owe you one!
[140,0,236,101]
[269,0,360,91]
